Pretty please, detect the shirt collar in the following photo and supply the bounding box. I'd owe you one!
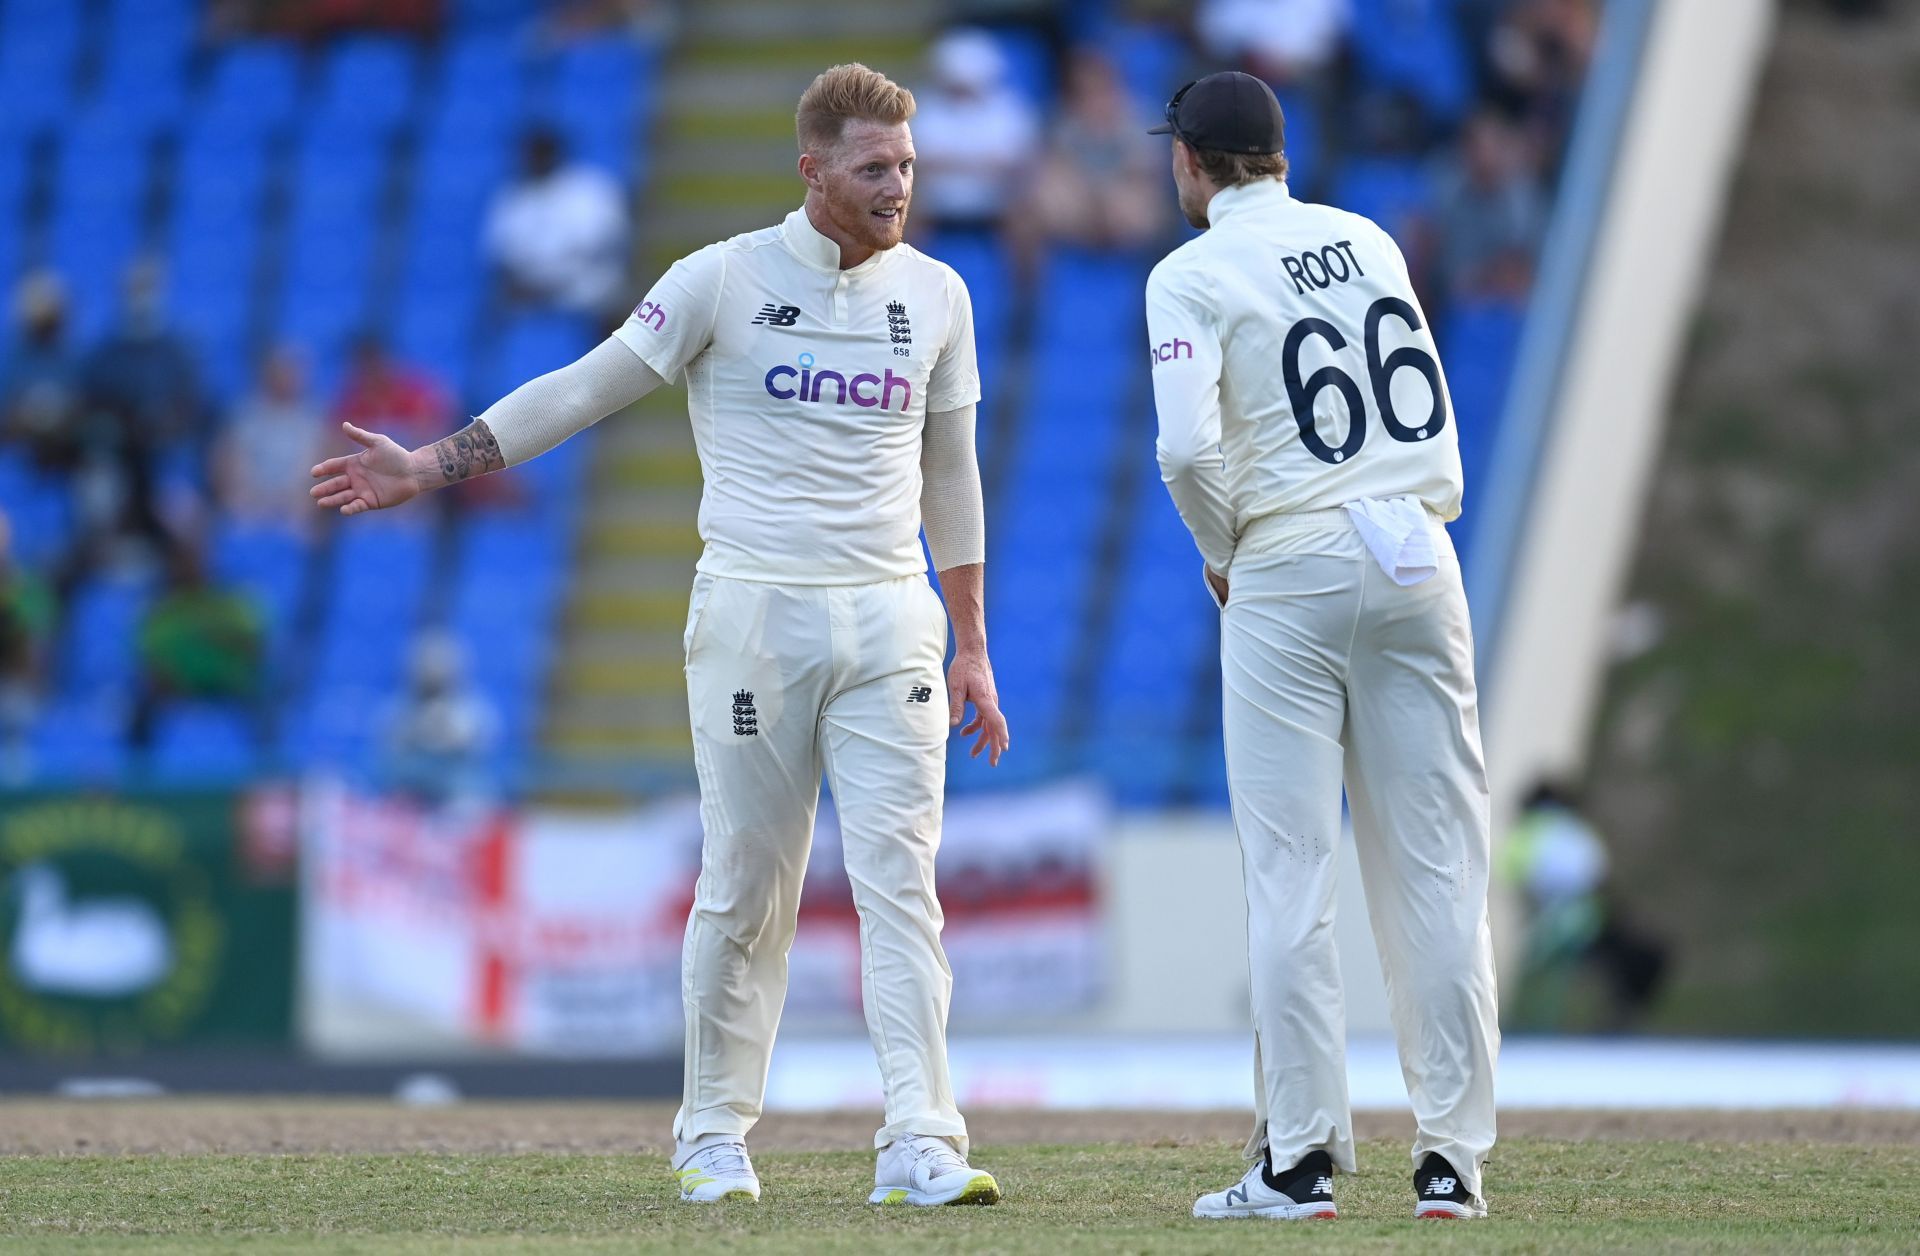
[783,206,891,276]
[1205,178,1291,227]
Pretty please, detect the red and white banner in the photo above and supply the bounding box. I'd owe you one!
[300,783,1108,1057]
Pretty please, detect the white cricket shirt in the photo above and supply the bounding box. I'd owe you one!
[613,207,980,584]
[1146,179,1463,574]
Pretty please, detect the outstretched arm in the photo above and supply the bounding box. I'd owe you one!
[310,338,665,515]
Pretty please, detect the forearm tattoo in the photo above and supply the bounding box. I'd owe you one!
[431,420,505,485]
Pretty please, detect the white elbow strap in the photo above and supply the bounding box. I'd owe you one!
[920,402,985,572]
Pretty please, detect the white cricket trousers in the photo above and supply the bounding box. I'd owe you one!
[674,571,968,1153]
[1222,509,1499,1195]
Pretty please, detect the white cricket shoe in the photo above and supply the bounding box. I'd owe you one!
[869,1134,1002,1206]
[1193,1148,1338,1220]
[673,1139,760,1203]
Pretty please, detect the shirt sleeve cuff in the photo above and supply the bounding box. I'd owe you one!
[611,324,678,383]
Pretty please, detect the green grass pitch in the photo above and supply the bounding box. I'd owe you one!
[3,1137,1917,1253]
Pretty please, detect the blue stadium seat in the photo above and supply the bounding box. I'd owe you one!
[176,124,273,224]
[1104,23,1184,112]
[276,137,383,354]
[58,575,154,700]
[1032,248,1143,349]
[49,208,145,342]
[30,698,130,783]
[550,35,642,105]
[414,119,511,220]
[210,520,309,673]
[97,2,193,128]
[392,293,478,403]
[51,118,152,319]
[280,691,383,772]
[149,701,263,782]
[439,30,529,104]
[983,28,1051,107]
[448,0,541,28]
[551,115,635,182]
[1441,295,1525,560]
[1272,88,1322,195]
[0,130,26,209]
[1334,156,1433,247]
[923,230,1011,357]
[1350,0,1471,125]
[200,42,303,135]
[314,38,420,136]
[0,2,82,131]
[476,312,593,405]
[291,129,388,218]
[0,453,75,568]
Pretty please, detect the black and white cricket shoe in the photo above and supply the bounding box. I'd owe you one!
[1414,1152,1487,1219]
[1192,1148,1337,1220]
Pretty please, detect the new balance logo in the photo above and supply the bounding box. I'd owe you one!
[1225,1185,1250,1207]
[1425,1177,1457,1196]
[731,690,758,736]
[752,304,800,327]
[906,685,933,704]
[1314,1176,1334,1195]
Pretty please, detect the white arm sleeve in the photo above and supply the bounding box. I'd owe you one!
[920,402,985,572]
[1146,266,1238,575]
[475,336,666,467]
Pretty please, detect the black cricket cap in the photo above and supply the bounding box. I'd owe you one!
[1148,71,1286,156]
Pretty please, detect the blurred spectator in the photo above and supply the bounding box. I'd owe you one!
[332,334,453,455]
[1197,0,1351,86]
[484,127,630,323]
[1014,50,1167,263]
[1501,781,1669,1031]
[1429,109,1546,303]
[134,535,264,744]
[1,273,84,472]
[0,510,56,769]
[79,259,207,546]
[215,347,326,536]
[909,29,1042,237]
[382,631,501,806]
[1484,0,1599,168]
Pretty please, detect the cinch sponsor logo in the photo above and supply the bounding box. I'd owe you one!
[631,299,666,331]
[764,352,912,411]
[1151,337,1192,365]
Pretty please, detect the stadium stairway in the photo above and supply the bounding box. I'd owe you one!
[539,0,939,794]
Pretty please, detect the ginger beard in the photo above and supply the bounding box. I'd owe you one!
[811,119,913,255]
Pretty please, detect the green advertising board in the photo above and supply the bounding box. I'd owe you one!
[0,792,296,1053]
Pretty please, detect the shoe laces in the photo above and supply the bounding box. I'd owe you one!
[689,1141,752,1177]
[902,1135,969,1177]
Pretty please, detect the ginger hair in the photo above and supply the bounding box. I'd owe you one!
[795,63,916,154]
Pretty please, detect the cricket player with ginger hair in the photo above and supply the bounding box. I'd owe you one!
[312,63,1008,1208]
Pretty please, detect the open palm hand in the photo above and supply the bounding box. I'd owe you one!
[310,423,422,516]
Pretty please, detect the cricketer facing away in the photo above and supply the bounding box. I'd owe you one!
[1146,72,1500,1222]
[311,63,1010,1209]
